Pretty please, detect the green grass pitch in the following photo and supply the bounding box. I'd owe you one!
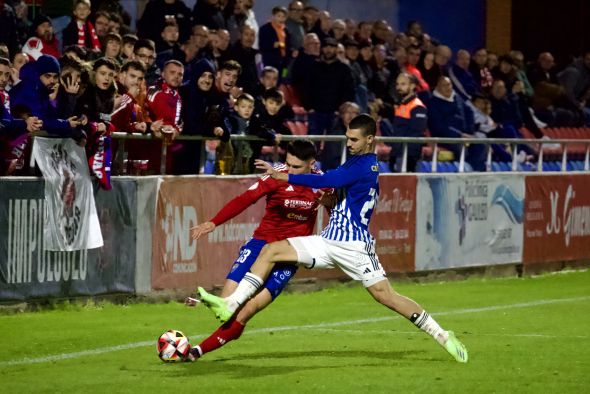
[1,270,589,393]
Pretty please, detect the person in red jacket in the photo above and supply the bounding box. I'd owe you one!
[22,14,61,60]
[185,139,333,361]
[144,59,184,173]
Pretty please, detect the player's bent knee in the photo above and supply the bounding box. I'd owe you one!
[261,241,290,261]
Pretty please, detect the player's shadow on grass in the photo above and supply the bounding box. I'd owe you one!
[162,349,443,379]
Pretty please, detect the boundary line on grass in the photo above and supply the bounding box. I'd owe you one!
[2,295,588,366]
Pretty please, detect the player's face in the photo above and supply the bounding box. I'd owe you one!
[346,127,373,156]
[285,153,314,174]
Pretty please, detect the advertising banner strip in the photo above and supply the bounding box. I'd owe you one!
[152,175,418,290]
[523,174,590,264]
[0,179,137,301]
[415,174,525,271]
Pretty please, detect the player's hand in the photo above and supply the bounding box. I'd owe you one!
[316,190,337,210]
[254,159,275,175]
[190,221,216,240]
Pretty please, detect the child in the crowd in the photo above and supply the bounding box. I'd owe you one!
[221,93,280,174]
[252,65,279,99]
[157,21,180,53]
[121,34,138,61]
[103,33,123,64]
[256,88,293,162]
[257,87,292,137]
[63,0,102,53]
[75,57,119,188]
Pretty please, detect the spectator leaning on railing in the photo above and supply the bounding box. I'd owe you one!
[385,72,427,173]
[0,56,43,175]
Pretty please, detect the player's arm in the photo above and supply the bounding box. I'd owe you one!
[190,177,276,240]
[254,158,364,188]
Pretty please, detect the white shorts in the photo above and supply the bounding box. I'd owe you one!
[287,235,387,287]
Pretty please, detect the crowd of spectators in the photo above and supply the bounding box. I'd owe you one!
[1,0,590,177]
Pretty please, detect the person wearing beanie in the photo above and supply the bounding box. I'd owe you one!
[10,55,84,138]
[22,14,61,60]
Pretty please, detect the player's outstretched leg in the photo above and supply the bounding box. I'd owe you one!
[197,287,234,323]
[367,280,468,363]
[185,316,245,362]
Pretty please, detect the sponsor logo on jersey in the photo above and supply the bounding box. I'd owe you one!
[283,199,315,209]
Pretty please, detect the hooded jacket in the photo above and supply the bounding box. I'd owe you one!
[180,58,228,140]
[10,61,74,137]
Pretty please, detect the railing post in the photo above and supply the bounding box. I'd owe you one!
[401,143,408,173]
[537,143,544,172]
[199,139,207,174]
[585,143,590,171]
[160,139,167,175]
[341,138,347,165]
[459,143,466,173]
[561,143,568,172]
[431,143,438,172]
[511,143,518,171]
[486,144,492,172]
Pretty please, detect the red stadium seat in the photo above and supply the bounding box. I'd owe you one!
[279,84,302,107]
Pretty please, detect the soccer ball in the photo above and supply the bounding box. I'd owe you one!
[157,329,191,362]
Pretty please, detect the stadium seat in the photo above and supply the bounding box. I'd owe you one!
[279,84,302,107]
[417,161,431,173]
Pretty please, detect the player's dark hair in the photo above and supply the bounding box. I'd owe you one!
[262,87,283,103]
[349,114,376,137]
[287,139,316,161]
[121,59,146,74]
[0,57,10,67]
[122,34,138,46]
[134,38,156,54]
[93,57,119,72]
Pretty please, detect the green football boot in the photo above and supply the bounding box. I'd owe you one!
[444,331,468,363]
[197,287,234,323]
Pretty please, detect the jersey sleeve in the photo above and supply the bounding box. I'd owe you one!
[288,157,367,189]
[210,175,279,225]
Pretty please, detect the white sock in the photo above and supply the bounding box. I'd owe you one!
[412,311,448,346]
[225,272,263,312]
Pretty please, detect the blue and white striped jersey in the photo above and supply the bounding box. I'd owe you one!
[288,153,379,243]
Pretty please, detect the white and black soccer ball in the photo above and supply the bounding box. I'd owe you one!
[157,329,190,362]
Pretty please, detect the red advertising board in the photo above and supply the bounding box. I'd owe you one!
[152,176,265,290]
[523,174,590,264]
[152,174,418,290]
[369,175,417,272]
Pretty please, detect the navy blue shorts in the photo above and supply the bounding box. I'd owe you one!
[226,238,297,300]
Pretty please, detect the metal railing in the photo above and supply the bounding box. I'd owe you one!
[110,132,590,174]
